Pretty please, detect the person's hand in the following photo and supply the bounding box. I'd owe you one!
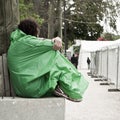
[52,37,62,50]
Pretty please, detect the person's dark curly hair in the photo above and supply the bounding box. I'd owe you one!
[18,19,39,37]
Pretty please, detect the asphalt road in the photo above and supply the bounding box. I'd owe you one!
[65,70,120,120]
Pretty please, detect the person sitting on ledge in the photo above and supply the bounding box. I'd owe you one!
[7,18,88,102]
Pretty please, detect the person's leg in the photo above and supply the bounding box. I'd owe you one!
[88,63,89,69]
[48,52,88,100]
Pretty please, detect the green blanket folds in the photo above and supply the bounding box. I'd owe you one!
[7,29,88,99]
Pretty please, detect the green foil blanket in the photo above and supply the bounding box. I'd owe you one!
[7,29,88,99]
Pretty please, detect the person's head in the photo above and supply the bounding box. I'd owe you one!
[18,19,40,37]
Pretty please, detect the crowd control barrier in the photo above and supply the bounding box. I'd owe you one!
[90,45,120,91]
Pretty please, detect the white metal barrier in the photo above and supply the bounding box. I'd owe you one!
[118,46,120,89]
[90,45,120,90]
[102,48,108,79]
[108,47,118,85]
[90,52,96,75]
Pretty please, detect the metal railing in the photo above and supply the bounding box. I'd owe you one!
[90,45,120,91]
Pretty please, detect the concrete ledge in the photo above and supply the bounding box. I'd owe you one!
[0,97,65,120]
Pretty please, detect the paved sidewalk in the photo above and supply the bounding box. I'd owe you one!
[65,69,120,120]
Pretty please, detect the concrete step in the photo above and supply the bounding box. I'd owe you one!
[0,97,65,120]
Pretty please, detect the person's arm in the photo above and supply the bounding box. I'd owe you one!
[52,37,62,50]
[31,36,62,51]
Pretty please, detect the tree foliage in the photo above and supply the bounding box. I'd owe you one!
[102,32,120,40]
[64,0,120,42]
[19,0,44,25]
[19,0,120,43]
